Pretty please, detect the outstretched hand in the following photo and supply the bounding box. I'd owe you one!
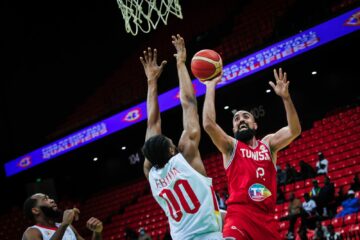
[140,47,167,82]
[269,68,290,99]
[172,34,186,64]
[86,217,103,233]
[62,208,80,225]
[205,72,223,87]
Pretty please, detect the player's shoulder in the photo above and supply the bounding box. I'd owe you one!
[171,152,188,164]
[23,227,42,238]
[261,134,274,144]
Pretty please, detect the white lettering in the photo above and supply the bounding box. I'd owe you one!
[251,187,264,195]
[155,168,181,189]
[240,148,246,157]
[256,167,265,178]
[239,146,271,161]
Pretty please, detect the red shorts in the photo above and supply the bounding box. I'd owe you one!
[223,205,280,240]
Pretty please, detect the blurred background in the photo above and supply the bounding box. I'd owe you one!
[1,0,359,239]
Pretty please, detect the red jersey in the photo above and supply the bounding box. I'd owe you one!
[225,139,277,213]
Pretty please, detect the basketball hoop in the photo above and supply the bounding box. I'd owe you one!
[116,0,183,36]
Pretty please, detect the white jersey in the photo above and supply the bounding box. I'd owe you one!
[149,153,222,240]
[27,223,76,240]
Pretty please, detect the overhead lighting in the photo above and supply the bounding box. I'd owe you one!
[266,89,271,93]
[312,71,317,75]
[121,146,126,150]
[93,157,98,161]
[224,106,230,110]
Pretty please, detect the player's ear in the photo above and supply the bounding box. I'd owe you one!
[169,146,175,156]
[254,122,258,130]
[232,121,237,134]
[32,207,40,216]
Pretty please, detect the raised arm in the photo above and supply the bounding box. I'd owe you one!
[140,47,167,178]
[263,68,301,160]
[202,76,235,167]
[172,34,205,175]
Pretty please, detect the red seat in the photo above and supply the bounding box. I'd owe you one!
[295,189,307,198]
[334,178,350,188]
[301,131,310,138]
[322,143,331,150]
[343,224,360,236]
[295,181,304,190]
[302,149,311,157]
[304,179,312,188]
[342,151,353,160]
[306,154,316,162]
[322,219,331,226]
[285,184,294,193]
[331,217,343,228]
[332,170,345,180]
[282,204,289,213]
[343,213,357,226]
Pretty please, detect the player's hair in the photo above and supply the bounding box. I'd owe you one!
[142,135,172,169]
[23,196,37,220]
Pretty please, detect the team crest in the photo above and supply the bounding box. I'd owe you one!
[344,11,360,26]
[122,108,142,122]
[17,156,32,168]
[248,183,272,202]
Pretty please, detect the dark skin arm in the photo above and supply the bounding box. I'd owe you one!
[172,34,206,176]
[140,47,167,179]
[71,217,103,240]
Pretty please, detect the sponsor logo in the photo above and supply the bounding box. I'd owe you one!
[248,183,272,202]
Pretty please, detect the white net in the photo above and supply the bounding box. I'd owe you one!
[116,0,183,36]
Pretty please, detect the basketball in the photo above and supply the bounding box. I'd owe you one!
[191,49,223,82]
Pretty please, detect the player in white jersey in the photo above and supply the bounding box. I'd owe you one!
[22,193,103,240]
[140,34,222,240]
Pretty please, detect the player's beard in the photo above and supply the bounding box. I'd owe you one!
[39,206,62,220]
[235,128,256,143]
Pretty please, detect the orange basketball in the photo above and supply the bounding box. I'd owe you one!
[191,49,223,82]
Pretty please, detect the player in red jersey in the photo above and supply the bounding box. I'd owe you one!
[202,68,301,239]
